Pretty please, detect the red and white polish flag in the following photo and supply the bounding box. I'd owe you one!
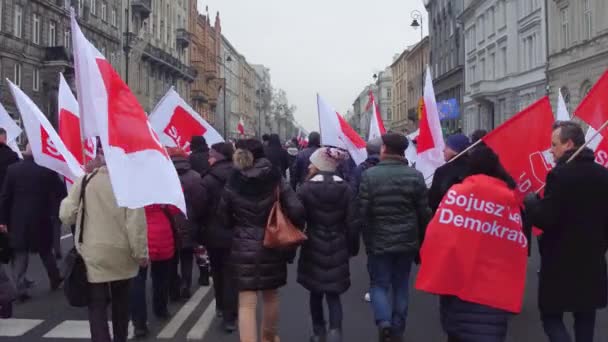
[237,117,245,136]
[58,73,96,168]
[366,91,386,141]
[7,80,84,181]
[317,94,367,165]
[149,87,223,153]
[71,11,186,213]
[416,66,446,184]
[0,103,23,158]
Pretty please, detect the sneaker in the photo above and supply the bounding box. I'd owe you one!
[180,287,191,300]
[364,292,371,302]
[223,320,236,333]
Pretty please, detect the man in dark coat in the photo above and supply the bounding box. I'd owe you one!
[350,137,382,194]
[291,131,321,189]
[263,134,289,177]
[0,128,19,188]
[359,133,432,342]
[199,142,238,332]
[189,136,210,175]
[0,148,64,300]
[428,134,471,212]
[525,121,608,342]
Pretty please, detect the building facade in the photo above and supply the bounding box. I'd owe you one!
[406,37,429,129]
[427,0,465,133]
[189,6,221,125]
[122,0,195,113]
[391,50,410,133]
[218,36,242,138]
[460,0,547,134]
[238,58,255,136]
[252,64,272,137]
[0,0,122,138]
[546,0,608,115]
[352,84,378,138]
[375,66,393,129]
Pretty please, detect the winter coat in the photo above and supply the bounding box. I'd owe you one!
[59,166,148,283]
[218,151,305,291]
[199,160,234,249]
[440,296,510,342]
[359,156,432,255]
[145,205,175,261]
[0,157,65,253]
[296,172,359,294]
[350,154,380,194]
[264,145,290,177]
[526,148,608,313]
[428,156,470,213]
[291,145,320,189]
[189,149,210,176]
[0,144,19,188]
[172,156,205,249]
[336,158,356,184]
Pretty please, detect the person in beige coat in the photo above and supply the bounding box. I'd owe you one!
[60,161,148,342]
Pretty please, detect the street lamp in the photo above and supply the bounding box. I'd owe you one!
[222,55,233,139]
[256,89,265,138]
[411,10,425,95]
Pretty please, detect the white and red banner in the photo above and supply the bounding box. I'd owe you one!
[237,117,245,136]
[0,103,23,158]
[58,73,96,168]
[556,88,570,121]
[71,11,186,213]
[7,80,84,181]
[482,97,555,201]
[416,66,446,184]
[366,91,386,141]
[149,87,223,153]
[317,94,367,165]
[416,174,528,313]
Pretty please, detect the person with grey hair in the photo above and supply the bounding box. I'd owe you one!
[525,121,608,342]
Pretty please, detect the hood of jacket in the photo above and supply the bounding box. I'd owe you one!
[205,159,233,181]
[172,156,191,175]
[556,147,595,166]
[229,149,280,196]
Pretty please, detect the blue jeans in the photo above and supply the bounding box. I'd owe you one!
[367,253,414,335]
[541,311,596,342]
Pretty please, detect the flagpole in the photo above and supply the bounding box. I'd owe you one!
[535,119,608,193]
[316,94,323,144]
[423,139,483,182]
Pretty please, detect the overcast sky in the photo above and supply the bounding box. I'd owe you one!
[197,0,427,132]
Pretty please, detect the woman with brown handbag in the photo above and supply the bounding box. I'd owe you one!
[218,139,305,342]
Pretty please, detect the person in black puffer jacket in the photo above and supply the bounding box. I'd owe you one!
[263,134,289,177]
[297,147,359,342]
[189,136,210,175]
[218,139,304,342]
[199,142,238,332]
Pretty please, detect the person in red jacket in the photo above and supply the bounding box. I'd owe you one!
[129,204,176,338]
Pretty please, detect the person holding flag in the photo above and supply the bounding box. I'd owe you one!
[524,121,608,342]
[428,134,471,213]
[416,145,528,342]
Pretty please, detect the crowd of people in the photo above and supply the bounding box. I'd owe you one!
[0,121,606,342]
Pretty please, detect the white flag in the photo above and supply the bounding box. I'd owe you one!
[7,80,84,181]
[556,88,571,121]
[0,103,23,158]
[71,11,185,213]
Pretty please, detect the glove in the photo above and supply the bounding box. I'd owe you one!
[524,193,541,209]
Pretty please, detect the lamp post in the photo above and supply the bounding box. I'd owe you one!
[256,89,265,138]
[222,55,232,139]
[124,1,131,85]
[410,10,425,90]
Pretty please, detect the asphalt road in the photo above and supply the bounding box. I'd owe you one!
[1,237,607,341]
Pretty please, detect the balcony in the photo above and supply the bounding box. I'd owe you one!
[176,29,192,49]
[131,0,152,21]
[43,46,73,69]
[192,89,208,103]
[142,44,197,81]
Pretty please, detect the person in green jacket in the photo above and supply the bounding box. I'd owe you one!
[359,132,432,342]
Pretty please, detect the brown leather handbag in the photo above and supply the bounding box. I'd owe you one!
[263,186,307,249]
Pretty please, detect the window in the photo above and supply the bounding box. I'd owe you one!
[489,7,495,36]
[501,47,507,76]
[387,107,393,121]
[387,88,392,99]
[90,0,97,16]
[78,0,84,16]
[561,7,570,49]
[64,29,71,50]
[111,8,117,27]
[13,64,21,87]
[33,68,40,92]
[64,0,71,9]
[101,2,107,22]
[0,0,4,32]
[480,58,486,81]
[490,53,495,79]
[32,14,41,45]
[477,15,484,43]
[49,21,57,46]
[14,5,22,38]
[583,0,592,40]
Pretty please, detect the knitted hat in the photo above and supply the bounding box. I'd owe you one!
[446,134,471,154]
[309,147,350,172]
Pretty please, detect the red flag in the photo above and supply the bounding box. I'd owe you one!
[237,118,245,135]
[415,175,528,313]
[482,97,555,201]
[575,71,608,135]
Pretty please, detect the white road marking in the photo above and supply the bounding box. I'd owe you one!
[157,284,212,339]
[0,318,43,337]
[42,320,134,339]
[60,233,72,240]
[186,299,216,340]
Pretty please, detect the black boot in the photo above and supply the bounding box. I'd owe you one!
[378,327,392,342]
[310,325,326,342]
[326,329,342,342]
[198,266,210,286]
